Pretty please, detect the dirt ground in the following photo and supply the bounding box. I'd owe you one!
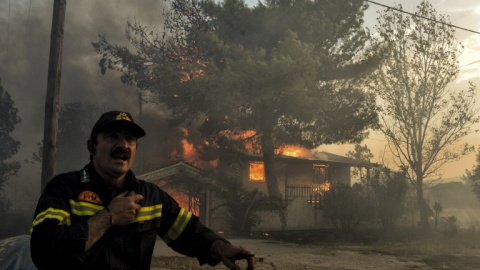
[150,230,480,270]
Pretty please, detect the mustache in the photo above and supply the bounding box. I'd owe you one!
[110,146,130,157]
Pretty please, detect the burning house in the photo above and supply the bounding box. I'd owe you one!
[219,150,378,231]
[140,149,378,232]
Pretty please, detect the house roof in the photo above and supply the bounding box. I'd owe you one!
[241,151,378,168]
[313,151,378,167]
[138,161,208,184]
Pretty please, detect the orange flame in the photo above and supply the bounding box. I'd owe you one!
[276,145,313,158]
[221,130,314,158]
[218,129,261,154]
[178,55,206,83]
[312,181,330,195]
[231,130,256,140]
[249,161,265,182]
[176,127,218,169]
[163,188,199,216]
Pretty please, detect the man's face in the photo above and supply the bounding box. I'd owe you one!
[91,128,138,181]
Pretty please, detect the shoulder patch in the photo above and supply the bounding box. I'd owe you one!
[78,191,103,205]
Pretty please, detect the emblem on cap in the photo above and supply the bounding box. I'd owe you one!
[116,112,131,122]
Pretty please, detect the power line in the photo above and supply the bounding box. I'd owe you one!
[366,0,480,35]
[460,60,480,68]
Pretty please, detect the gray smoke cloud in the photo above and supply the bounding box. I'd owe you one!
[0,0,170,212]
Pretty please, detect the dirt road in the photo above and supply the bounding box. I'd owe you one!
[152,238,433,270]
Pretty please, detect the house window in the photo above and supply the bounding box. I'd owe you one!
[249,161,265,182]
[313,164,328,184]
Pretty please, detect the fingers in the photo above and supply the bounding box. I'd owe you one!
[131,194,143,204]
[114,191,143,204]
[221,258,241,270]
[246,255,255,270]
[119,191,144,203]
[217,243,255,270]
[108,191,143,226]
[222,255,254,270]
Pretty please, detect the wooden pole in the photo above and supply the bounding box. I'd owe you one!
[41,0,66,192]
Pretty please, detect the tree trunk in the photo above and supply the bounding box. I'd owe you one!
[416,175,430,230]
[260,127,281,199]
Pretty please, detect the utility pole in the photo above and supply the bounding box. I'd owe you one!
[41,0,66,192]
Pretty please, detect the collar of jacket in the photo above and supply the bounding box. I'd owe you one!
[82,162,140,194]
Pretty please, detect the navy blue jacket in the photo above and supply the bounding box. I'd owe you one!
[30,162,224,270]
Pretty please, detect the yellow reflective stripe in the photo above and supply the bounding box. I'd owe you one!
[163,208,192,244]
[70,200,103,216]
[31,207,71,229]
[134,204,162,222]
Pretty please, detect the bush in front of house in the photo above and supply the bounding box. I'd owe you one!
[209,169,265,236]
[323,182,375,232]
[369,167,409,231]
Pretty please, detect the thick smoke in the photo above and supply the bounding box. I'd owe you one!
[0,0,171,212]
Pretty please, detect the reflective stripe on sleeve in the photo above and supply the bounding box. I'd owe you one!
[30,207,71,234]
[71,200,163,223]
[163,208,193,244]
[69,200,103,216]
[134,204,162,222]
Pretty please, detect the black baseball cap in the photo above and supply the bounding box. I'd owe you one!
[90,111,146,140]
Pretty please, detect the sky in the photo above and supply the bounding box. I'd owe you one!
[1,0,480,212]
[324,0,480,181]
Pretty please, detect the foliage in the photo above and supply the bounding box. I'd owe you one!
[346,144,373,181]
[346,144,373,163]
[369,167,408,231]
[464,149,480,202]
[0,80,21,212]
[31,141,43,164]
[209,166,264,235]
[92,0,380,199]
[31,103,102,173]
[323,182,375,232]
[370,0,479,229]
[442,216,458,237]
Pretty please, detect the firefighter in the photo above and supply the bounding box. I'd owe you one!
[30,110,255,270]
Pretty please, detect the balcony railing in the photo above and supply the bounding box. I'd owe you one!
[285,184,327,209]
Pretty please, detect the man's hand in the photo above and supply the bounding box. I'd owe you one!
[211,240,255,270]
[107,191,143,226]
[85,191,143,251]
